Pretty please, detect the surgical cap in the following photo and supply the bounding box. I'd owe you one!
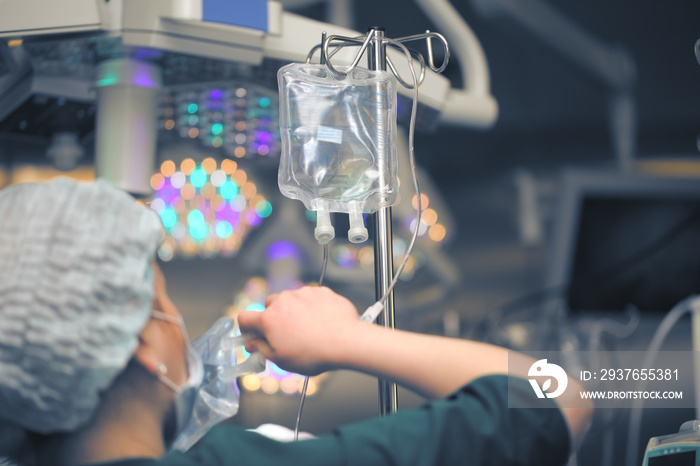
[0,177,163,434]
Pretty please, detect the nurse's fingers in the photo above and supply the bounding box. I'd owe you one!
[238,310,264,335]
[265,293,279,307]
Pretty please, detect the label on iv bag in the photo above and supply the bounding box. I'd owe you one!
[317,126,343,144]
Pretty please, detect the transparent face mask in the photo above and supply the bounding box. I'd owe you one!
[171,316,266,451]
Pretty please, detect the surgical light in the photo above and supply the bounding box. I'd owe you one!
[149,157,270,261]
[159,82,280,161]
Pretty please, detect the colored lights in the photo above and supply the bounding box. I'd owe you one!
[150,157,270,260]
[159,83,280,159]
[219,180,238,199]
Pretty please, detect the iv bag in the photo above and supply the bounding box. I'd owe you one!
[277,63,399,215]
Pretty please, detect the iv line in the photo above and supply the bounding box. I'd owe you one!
[360,37,422,324]
[294,243,329,442]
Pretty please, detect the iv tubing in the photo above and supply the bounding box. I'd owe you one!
[624,295,700,466]
[360,37,423,323]
[294,243,330,441]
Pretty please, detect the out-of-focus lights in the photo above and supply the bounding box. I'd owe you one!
[170,172,186,189]
[220,180,238,199]
[160,207,177,229]
[210,169,226,187]
[280,378,299,395]
[215,220,233,238]
[190,168,207,188]
[150,198,165,212]
[151,158,269,260]
[412,193,429,210]
[422,208,438,226]
[150,173,165,190]
[255,200,272,218]
[232,171,247,185]
[246,302,266,312]
[358,246,374,266]
[180,158,197,175]
[161,160,176,177]
[429,224,447,242]
[201,157,217,174]
[241,181,256,199]
[159,84,279,159]
[261,377,279,395]
[305,379,319,396]
[180,183,195,200]
[410,218,429,236]
[267,241,300,262]
[241,374,261,392]
[221,159,237,174]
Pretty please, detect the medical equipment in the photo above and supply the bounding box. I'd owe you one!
[277,27,449,434]
[173,316,266,451]
[642,421,700,466]
[624,296,700,466]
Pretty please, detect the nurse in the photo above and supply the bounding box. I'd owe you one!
[0,178,591,466]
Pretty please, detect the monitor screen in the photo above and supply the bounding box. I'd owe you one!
[648,450,696,466]
[546,169,700,314]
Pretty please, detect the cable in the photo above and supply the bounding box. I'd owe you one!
[624,295,700,466]
[294,243,329,442]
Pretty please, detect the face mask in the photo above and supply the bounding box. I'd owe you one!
[171,316,266,452]
[151,311,205,443]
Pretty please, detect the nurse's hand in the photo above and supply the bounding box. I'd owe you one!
[237,286,362,375]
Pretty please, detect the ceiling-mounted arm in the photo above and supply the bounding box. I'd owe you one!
[414,0,498,129]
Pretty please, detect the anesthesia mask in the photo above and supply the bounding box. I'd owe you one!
[172,317,266,451]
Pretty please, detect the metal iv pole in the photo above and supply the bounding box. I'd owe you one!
[367,27,399,416]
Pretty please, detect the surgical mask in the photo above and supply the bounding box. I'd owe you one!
[172,316,266,452]
[151,311,204,444]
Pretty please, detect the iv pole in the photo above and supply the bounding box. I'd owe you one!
[316,27,449,417]
[367,27,399,416]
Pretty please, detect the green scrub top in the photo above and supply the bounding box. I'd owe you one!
[88,375,571,466]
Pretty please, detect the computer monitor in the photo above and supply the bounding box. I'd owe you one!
[545,168,700,314]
